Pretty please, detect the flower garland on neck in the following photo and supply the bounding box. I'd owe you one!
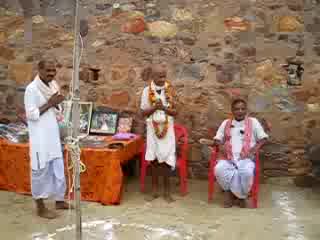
[148,81,174,139]
[224,116,252,160]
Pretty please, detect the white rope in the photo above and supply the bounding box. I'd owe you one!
[65,134,86,193]
[65,32,86,194]
[69,33,84,99]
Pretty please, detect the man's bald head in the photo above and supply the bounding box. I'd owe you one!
[151,64,165,73]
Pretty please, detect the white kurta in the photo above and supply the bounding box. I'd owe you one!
[24,78,66,200]
[213,117,268,199]
[140,86,176,169]
[24,79,63,170]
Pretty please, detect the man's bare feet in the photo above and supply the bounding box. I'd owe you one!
[223,191,233,208]
[145,192,160,202]
[239,198,254,208]
[56,201,74,210]
[239,199,246,208]
[35,199,57,219]
[37,208,57,219]
[164,193,175,203]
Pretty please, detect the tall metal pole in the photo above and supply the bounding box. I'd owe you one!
[71,0,82,239]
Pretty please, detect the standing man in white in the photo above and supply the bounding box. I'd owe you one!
[24,58,72,219]
[140,64,177,203]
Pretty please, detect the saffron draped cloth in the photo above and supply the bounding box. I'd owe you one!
[0,136,143,205]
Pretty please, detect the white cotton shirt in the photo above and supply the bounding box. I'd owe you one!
[24,80,63,170]
[140,86,176,169]
[214,117,268,161]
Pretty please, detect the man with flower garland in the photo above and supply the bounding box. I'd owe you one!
[140,64,177,203]
[200,99,268,208]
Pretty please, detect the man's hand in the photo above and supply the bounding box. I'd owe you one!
[48,92,64,108]
[199,138,214,145]
[155,99,165,110]
[219,144,227,156]
[240,147,256,160]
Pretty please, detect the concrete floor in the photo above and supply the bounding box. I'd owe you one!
[0,179,320,240]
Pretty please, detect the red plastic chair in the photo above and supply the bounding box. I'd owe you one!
[208,145,261,208]
[140,123,188,195]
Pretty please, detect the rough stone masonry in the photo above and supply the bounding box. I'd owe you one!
[0,0,320,183]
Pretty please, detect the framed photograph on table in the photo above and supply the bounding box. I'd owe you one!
[117,117,133,133]
[78,102,93,135]
[90,110,119,135]
[63,101,93,136]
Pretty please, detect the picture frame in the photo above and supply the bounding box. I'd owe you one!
[62,101,93,136]
[78,102,93,135]
[117,117,133,133]
[90,109,119,135]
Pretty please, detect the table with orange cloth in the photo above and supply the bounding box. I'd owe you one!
[0,136,143,205]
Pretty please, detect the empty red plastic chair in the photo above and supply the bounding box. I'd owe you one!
[208,145,261,208]
[140,123,188,195]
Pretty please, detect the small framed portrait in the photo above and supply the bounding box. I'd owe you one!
[90,110,119,135]
[61,100,73,125]
[63,101,93,136]
[117,117,133,133]
[78,102,93,135]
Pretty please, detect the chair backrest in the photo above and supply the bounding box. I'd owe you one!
[174,124,188,146]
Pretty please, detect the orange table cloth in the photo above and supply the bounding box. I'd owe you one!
[0,136,143,205]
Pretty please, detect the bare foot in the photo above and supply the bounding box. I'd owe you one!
[164,194,175,203]
[223,191,233,208]
[239,199,246,208]
[56,201,74,210]
[145,192,160,202]
[37,208,57,219]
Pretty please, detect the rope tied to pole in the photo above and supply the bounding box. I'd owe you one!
[65,133,87,193]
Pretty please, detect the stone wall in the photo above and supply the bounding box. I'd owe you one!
[1,0,320,181]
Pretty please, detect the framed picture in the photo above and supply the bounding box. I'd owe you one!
[78,102,93,135]
[61,101,73,125]
[63,101,93,136]
[90,110,119,135]
[117,117,133,133]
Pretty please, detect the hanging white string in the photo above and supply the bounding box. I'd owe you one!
[65,32,87,197]
[69,33,84,99]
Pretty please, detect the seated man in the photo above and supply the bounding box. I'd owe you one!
[140,63,177,203]
[200,98,268,208]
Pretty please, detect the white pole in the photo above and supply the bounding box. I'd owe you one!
[71,0,82,239]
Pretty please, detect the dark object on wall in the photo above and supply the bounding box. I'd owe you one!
[89,68,100,81]
[282,61,304,86]
[80,19,89,37]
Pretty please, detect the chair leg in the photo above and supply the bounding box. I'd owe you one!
[208,178,215,202]
[252,194,258,208]
[252,184,258,208]
[140,161,147,193]
[179,163,187,196]
[180,174,187,196]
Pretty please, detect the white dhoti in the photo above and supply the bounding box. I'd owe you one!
[31,158,66,201]
[145,118,176,169]
[214,159,255,199]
